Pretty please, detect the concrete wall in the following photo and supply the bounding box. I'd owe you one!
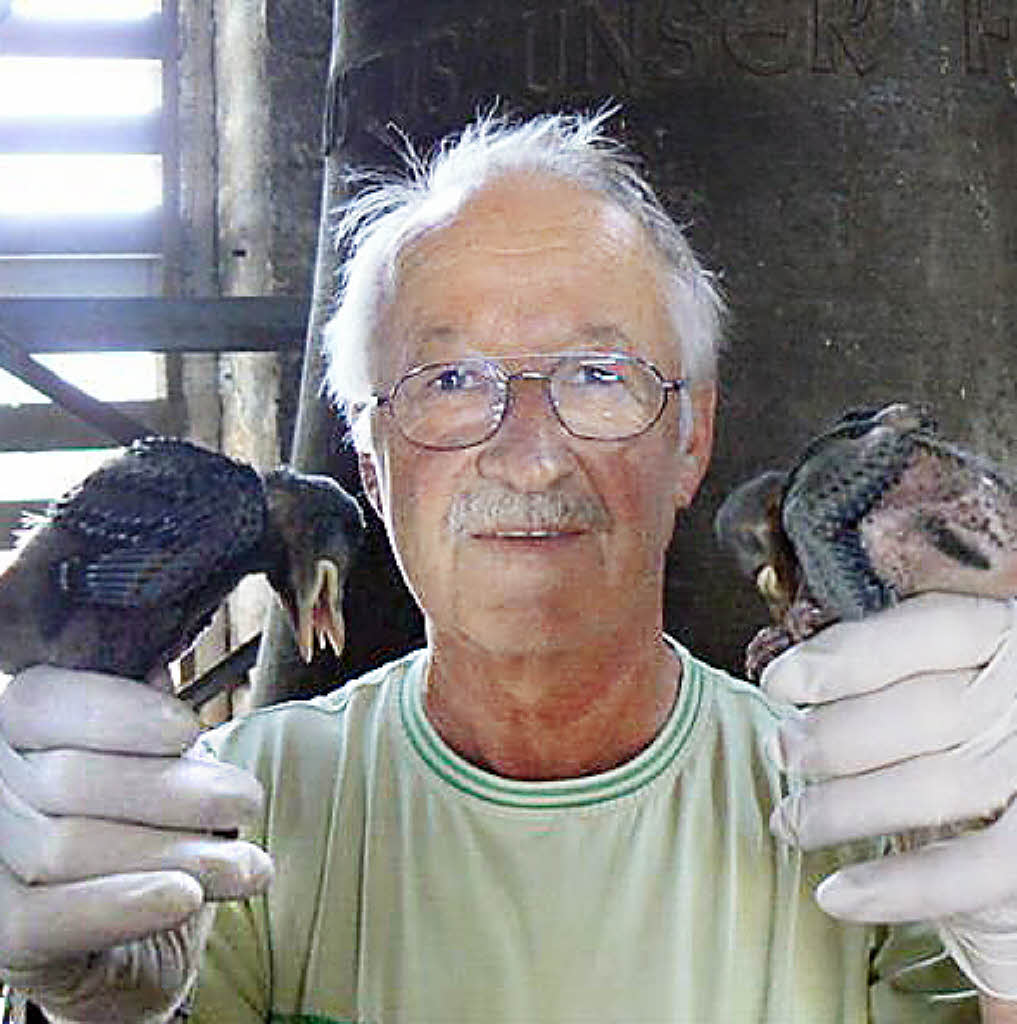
[324,0,1017,680]
[189,0,1017,687]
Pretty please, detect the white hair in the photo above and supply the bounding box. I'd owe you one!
[322,108,726,443]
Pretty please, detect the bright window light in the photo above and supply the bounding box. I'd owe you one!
[0,352,163,406]
[0,447,120,502]
[0,154,162,215]
[12,0,161,19]
[0,58,162,118]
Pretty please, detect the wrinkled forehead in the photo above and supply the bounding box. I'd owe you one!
[394,172,651,277]
[371,173,675,369]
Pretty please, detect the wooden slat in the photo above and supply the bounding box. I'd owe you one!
[0,210,164,257]
[0,399,174,450]
[0,14,164,59]
[0,114,163,154]
[0,256,163,298]
[0,331,155,443]
[0,297,309,352]
[178,635,260,709]
[0,499,48,549]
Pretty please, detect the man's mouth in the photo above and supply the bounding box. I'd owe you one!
[474,527,586,539]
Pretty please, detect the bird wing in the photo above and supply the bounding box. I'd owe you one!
[50,438,267,608]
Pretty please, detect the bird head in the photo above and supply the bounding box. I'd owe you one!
[262,468,365,663]
[714,469,800,617]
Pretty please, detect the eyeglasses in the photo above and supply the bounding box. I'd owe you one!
[367,352,686,450]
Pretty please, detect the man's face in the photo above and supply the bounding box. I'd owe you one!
[359,174,715,657]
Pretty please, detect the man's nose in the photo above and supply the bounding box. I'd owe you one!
[476,378,578,491]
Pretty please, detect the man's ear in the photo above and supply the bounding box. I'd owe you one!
[358,451,383,519]
[674,382,717,510]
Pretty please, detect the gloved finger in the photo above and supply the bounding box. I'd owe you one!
[0,860,203,971]
[813,795,1017,923]
[761,593,1012,705]
[773,668,978,778]
[0,666,198,755]
[937,908,1017,1001]
[0,741,263,831]
[773,608,1017,776]
[771,713,1017,850]
[0,770,272,900]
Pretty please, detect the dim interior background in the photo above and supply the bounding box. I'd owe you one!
[1,0,1015,711]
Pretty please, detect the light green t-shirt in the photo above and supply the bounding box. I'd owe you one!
[193,642,977,1023]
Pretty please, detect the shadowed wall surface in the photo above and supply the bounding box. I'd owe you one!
[257,0,1017,700]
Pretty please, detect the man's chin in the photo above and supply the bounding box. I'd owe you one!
[441,598,602,655]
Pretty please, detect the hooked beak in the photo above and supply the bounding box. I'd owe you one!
[755,564,782,604]
[292,559,345,663]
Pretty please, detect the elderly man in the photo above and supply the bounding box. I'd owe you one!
[2,111,1017,1023]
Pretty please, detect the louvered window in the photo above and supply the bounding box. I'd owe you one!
[0,0,175,565]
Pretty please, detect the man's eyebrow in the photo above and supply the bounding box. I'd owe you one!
[402,326,462,362]
[576,324,635,350]
[409,326,460,345]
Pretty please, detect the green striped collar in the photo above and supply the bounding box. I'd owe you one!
[398,638,705,810]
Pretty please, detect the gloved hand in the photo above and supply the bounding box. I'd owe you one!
[762,592,1017,1001]
[0,666,273,1023]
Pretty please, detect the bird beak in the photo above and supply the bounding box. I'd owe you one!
[755,564,782,604]
[295,559,345,663]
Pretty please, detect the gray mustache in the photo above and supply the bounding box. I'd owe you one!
[447,487,611,535]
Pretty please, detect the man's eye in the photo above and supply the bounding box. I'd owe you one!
[577,363,625,386]
[425,366,482,392]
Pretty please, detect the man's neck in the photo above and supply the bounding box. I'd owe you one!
[422,630,682,781]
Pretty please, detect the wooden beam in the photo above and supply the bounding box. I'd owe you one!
[0,500,48,550]
[0,114,163,154]
[0,14,163,59]
[0,211,164,257]
[0,330,153,443]
[0,256,163,298]
[0,297,309,352]
[0,400,175,450]
[177,635,260,709]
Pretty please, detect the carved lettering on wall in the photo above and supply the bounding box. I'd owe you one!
[811,0,888,74]
[964,0,1011,73]
[723,22,794,76]
[324,0,1017,152]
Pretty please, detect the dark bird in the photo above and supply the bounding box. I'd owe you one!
[716,403,1017,678]
[0,437,364,687]
[713,469,800,624]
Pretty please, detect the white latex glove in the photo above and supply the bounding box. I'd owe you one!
[0,666,273,1023]
[762,592,1017,1001]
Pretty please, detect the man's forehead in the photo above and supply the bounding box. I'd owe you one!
[372,173,678,380]
[397,174,645,267]
[399,323,641,361]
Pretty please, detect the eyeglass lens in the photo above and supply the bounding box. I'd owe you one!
[389,354,669,449]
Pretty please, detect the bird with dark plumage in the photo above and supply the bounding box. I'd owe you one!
[715,403,1017,679]
[0,437,364,687]
[712,468,800,624]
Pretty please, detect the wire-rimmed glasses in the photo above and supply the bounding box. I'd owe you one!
[367,351,686,450]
